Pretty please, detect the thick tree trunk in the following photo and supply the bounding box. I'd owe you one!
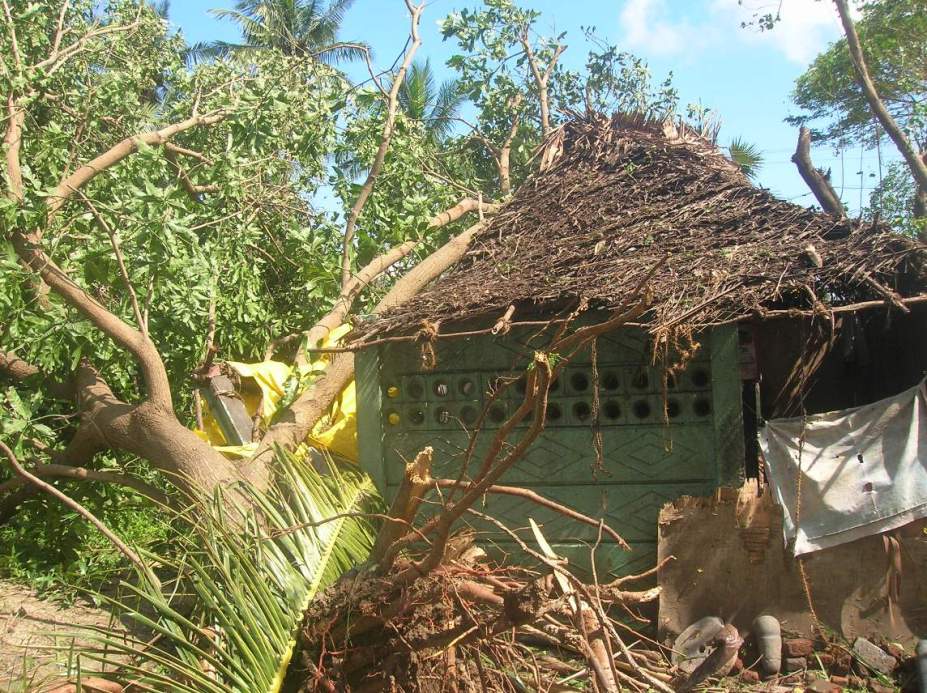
[71,365,246,501]
[792,127,845,217]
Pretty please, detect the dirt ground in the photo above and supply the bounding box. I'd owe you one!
[0,581,124,692]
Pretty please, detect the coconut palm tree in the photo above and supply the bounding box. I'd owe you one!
[398,60,466,145]
[196,0,367,64]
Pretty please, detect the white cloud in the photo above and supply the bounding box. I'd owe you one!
[618,0,858,65]
[711,0,852,64]
[619,0,715,57]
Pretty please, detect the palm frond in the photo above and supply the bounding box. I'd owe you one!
[429,77,465,141]
[61,452,379,693]
[314,41,370,64]
[728,136,764,179]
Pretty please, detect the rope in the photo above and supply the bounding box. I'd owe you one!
[416,320,439,371]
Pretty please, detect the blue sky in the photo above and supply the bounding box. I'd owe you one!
[168,0,892,213]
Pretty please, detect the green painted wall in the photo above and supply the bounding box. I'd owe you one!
[356,324,744,580]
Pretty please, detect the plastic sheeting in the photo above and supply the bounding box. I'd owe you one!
[195,324,357,462]
[761,379,927,555]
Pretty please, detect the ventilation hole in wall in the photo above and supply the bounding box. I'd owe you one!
[407,407,426,425]
[666,399,681,419]
[458,377,475,396]
[407,378,425,400]
[632,370,649,390]
[489,404,507,424]
[604,401,622,420]
[385,384,400,399]
[573,401,591,421]
[571,372,590,392]
[546,403,563,422]
[434,407,451,425]
[433,380,449,397]
[632,400,651,419]
[602,372,620,391]
[386,410,400,426]
[460,405,478,425]
[691,369,710,388]
[693,398,711,417]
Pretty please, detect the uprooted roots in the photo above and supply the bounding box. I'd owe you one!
[282,536,671,692]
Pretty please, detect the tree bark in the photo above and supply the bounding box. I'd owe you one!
[834,0,927,194]
[792,127,845,217]
[68,364,246,499]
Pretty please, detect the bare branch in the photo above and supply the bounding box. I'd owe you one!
[164,141,213,164]
[0,462,169,506]
[521,32,565,138]
[434,479,629,549]
[1,1,22,72]
[497,94,524,195]
[340,2,425,289]
[164,146,220,201]
[34,9,144,77]
[0,350,73,400]
[428,197,501,228]
[4,95,24,202]
[0,440,147,574]
[791,126,845,217]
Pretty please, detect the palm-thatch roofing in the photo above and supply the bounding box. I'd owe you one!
[358,113,927,341]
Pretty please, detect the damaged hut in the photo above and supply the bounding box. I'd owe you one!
[351,114,927,639]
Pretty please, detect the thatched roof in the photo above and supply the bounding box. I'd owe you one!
[359,113,927,341]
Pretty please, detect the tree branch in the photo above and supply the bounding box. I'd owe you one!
[0,440,147,574]
[791,126,845,217]
[164,146,220,202]
[834,0,927,193]
[76,191,146,334]
[48,111,227,219]
[497,94,524,196]
[521,33,564,138]
[0,350,73,400]
[9,231,173,410]
[0,462,168,506]
[340,1,424,290]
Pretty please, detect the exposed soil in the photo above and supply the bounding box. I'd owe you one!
[0,581,123,692]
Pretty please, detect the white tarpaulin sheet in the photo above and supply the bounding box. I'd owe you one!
[760,379,927,555]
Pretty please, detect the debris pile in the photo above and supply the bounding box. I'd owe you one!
[669,614,921,692]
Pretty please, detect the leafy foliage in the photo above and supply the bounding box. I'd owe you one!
[868,161,927,238]
[789,0,927,150]
[398,60,465,144]
[64,453,378,692]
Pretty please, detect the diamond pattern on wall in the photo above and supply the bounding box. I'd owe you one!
[607,427,706,478]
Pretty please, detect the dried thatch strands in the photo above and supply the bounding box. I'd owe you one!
[357,112,927,342]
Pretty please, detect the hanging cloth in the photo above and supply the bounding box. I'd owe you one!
[761,378,927,555]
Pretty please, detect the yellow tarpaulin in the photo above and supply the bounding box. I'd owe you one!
[195,324,357,462]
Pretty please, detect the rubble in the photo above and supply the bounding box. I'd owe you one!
[854,636,898,675]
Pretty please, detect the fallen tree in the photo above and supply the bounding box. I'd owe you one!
[0,1,500,517]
